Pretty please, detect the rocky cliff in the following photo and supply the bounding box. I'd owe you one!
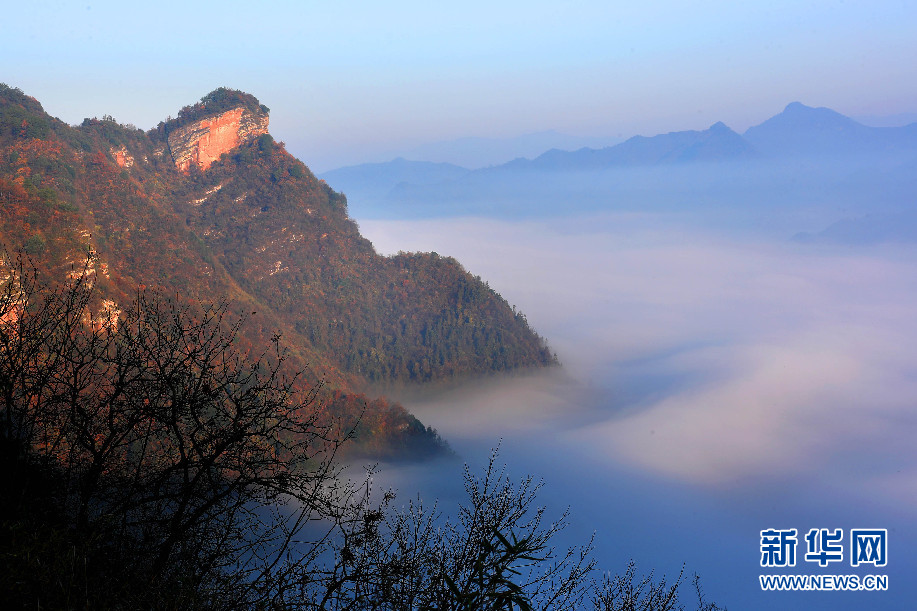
[167,106,269,172]
[0,83,556,458]
[110,145,134,168]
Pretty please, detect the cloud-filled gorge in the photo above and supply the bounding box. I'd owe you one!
[364,215,917,493]
[356,212,917,611]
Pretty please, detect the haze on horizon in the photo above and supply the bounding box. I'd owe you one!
[4,1,917,171]
[353,170,917,608]
[6,4,917,608]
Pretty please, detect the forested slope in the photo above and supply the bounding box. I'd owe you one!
[0,84,556,457]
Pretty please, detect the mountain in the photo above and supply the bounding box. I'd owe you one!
[319,157,470,209]
[459,103,917,174]
[854,111,917,128]
[397,130,624,169]
[0,84,557,458]
[319,122,759,218]
[325,103,917,222]
[333,121,761,218]
[743,101,917,156]
[516,121,756,171]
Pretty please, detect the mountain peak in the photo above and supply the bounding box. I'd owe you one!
[744,101,881,156]
[164,88,270,172]
[783,101,809,113]
[0,84,557,459]
[771,101,854,124]
[174,88,268,125]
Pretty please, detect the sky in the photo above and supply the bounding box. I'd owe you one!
[4,1,917,171]
[5,3,916,606]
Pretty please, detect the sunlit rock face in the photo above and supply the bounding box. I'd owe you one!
[167,106,269,172]
[110,145,134,169]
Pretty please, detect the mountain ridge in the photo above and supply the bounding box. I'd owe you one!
[320,102,917,219]
[743,101,917,156]
[517,120,756,171]
[0,84,557,459]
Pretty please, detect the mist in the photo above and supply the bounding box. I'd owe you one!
[329,103,917,608]
[352,210,917,610]
[339,153,917,243]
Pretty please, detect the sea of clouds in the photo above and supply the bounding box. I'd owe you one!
[363,214,917,494]
[356,212,916,609]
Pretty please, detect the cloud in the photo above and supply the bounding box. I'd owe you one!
[579,326,917,484]
[361,215,917,496]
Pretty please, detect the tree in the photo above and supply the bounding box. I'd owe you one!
[0,254,355,608]
[593,561,725,611]
[0,254,723,610]
[298,449,595,610]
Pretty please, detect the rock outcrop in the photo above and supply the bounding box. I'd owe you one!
[167,106,269,172]
[110,145,134,169]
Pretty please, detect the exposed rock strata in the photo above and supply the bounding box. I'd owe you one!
[110,145,134,169]
[167,106,269,172]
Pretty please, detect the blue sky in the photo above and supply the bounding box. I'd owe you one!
[5,5,917,606]
[4,0,916,170]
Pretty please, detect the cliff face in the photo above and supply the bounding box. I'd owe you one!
[167,106,269,172]
[0,84,555,458]
[110,145,134,168]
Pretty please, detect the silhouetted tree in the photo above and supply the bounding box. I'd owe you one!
[593,560,725,611]
[0,255,353,607]
[299,449,595,610]
[0,254,723,610]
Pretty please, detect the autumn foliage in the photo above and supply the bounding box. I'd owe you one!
[0,82,554,457]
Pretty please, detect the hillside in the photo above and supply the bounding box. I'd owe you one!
[0,84,556,458]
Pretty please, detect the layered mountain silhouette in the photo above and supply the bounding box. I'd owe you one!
[322,102,917,216]
[744,101,917,156]
[397,130,623,169]
[321,157,470,205]
[515,121,756,171]
[0,84,557,458]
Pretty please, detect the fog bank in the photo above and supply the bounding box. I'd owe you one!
[362,215,917,497]
[355,213,917,609]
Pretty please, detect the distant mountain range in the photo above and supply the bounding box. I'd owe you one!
[515,120,756,171]
[745,102,917,156]
[398,130,624,169]
[321,157,470,207]
[321,102,917,218]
